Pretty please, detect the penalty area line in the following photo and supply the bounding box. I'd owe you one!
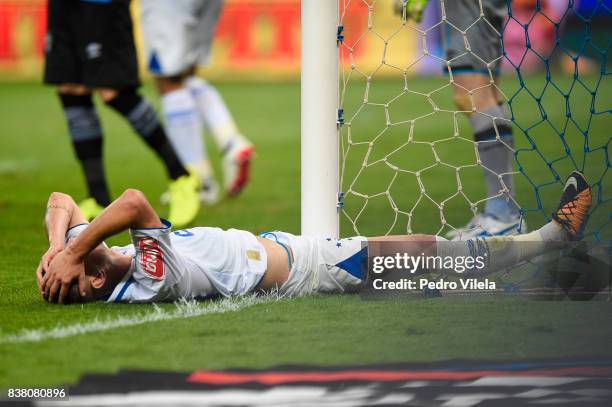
[0,295,276,344]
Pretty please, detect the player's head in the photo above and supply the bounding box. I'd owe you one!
[64,245,118,304]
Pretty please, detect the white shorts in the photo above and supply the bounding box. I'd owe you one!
[260,232,368,297]
[140,0,223,76]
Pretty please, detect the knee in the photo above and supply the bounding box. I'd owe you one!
[100,87,141,113]
[57,83,90,96]
[97,88,120,103]
[121,188,148,212]
[122,188,145,201]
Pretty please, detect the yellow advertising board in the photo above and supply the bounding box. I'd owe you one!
[0,0,417,81]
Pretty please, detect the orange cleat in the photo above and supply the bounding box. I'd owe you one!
[552,171,592,238]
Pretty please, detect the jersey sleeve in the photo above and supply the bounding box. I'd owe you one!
[129,219,186,287]
[65,223,89,245]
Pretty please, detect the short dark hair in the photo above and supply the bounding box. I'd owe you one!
[62,282,98,304]
[63,283,85,304]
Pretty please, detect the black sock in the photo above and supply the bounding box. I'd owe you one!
[105,89,188,180]
[59,93,111,206]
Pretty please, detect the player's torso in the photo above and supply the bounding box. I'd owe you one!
[112,227,267,302]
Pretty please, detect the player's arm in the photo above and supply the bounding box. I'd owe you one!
[42,189,163,303]
[37,192,88,290]
[44,192,88,248]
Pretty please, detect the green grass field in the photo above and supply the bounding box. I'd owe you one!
[0,76,610,388]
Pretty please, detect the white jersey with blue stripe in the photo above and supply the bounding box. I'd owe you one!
[65,221,268,303]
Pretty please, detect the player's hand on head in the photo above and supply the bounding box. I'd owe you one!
[36,261,45,295]
[37,244,65,295]
[41,250,86,304]
[41,244,64,273]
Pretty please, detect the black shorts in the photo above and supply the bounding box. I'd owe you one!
[43,0,140,89]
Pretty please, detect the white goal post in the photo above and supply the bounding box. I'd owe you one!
[300,0,340,238]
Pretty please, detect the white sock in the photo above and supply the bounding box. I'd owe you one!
[436,222,568,274]
[161,87,213,182]
[185,76,240,151]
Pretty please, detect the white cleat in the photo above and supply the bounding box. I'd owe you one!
[223,136,254,197]
[199,178,220,205]
[445,213,482,240]
[448,213,527,241]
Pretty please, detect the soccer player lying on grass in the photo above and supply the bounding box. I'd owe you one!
[37,172,591,304]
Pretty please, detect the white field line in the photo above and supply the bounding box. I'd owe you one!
[0,295,276,344]
[0,158,39,174]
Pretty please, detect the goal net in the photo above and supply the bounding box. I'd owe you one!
[336,0,610,246]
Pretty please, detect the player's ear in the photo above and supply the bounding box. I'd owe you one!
[91,270,106,289]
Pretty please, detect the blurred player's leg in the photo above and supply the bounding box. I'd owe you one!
[99,87,201,227]
[157,78,219,205]
[81,0,199,227]
[141,0,254,199]
[443,0,521,239]
[189,0,253,196]
[141,0,219,203]
[185,76,238,153]
[186,76,255,196]
[454,73,519,224]
[100,89,187,181]
[43,0,108,219]
[57,90,109,219]
[43,0,200,226]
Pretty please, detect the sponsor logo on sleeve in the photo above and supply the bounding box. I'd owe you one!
[138,237,165,280]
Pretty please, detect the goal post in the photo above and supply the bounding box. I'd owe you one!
[300,0,340,238]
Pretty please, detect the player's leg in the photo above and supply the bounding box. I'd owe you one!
[439,172,591,274]
[186,0,255,196]
[141,0,219,204]
[78,0,200,227]
[186,76,255,196]
[444,0,520,239]
[97,88,187,181]
[43,0,109,219]
[57,85,110,218]
[296,173,590,295]
[453,72,519,220]
[156,74,219,204]
[371,172,590,277]
[96,88,200,228]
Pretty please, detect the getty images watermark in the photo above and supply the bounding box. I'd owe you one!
[358,240,612,299]
[370,251,494,291]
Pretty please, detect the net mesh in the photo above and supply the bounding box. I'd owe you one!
[337,0,610,244]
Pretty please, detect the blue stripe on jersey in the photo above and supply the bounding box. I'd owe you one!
[335,246,368,280]
[114,276,135,303]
